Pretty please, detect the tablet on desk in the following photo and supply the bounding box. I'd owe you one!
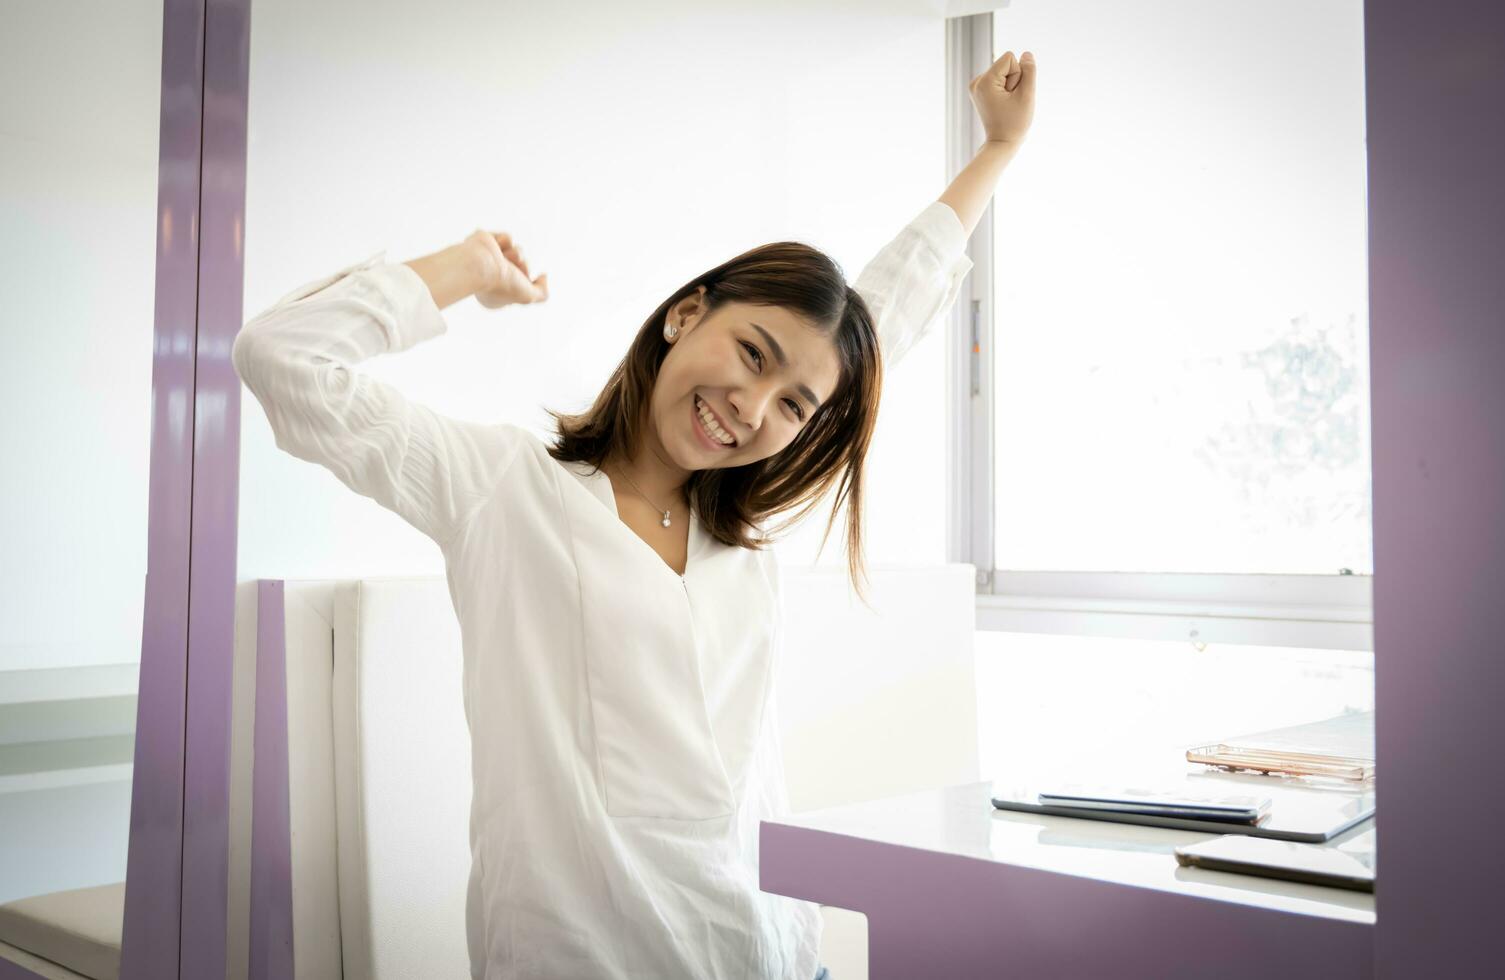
[1036,785,1272,823]
[991,772,1375,842]
[1175,834,1376,892]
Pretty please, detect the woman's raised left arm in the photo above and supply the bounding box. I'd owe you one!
[940,49,1035,238]
[852,48,1037,368]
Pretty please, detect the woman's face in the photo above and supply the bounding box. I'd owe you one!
[651,287,843,470]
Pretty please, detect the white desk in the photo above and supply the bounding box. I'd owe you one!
[760,779,1374,979]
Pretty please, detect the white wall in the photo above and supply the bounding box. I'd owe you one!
[0,0,160,909]
[237,0,963,584]
[0,0,162,672]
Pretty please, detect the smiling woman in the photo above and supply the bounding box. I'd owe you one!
[678,298,836,457]
[229,194,982,979]
[543,236,875,538]
[230,16,1032,976]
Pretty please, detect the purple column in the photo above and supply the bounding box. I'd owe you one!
[177,0,253,975]
[116,1,211,978]
[1366,1,1505,975]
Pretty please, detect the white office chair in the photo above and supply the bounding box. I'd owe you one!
[233,563,978,980]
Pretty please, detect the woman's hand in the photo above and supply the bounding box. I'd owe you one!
[936,48,1037,237]
[465,228,549,309]
[969,49,1036,146]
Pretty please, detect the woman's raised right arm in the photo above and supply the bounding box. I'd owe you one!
[231,244,528,550]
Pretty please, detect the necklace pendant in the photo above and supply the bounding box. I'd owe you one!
[661,512,672,528]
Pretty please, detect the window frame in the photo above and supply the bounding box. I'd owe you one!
[944,12,1375,652]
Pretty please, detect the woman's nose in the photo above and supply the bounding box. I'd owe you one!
[728,387,773,428]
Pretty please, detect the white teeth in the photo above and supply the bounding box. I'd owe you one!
[695,396,735,446]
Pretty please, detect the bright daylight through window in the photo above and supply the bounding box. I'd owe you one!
[975,0,1373,769]
[989,0,1370,576]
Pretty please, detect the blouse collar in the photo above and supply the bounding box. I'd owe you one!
[557,458,707,576]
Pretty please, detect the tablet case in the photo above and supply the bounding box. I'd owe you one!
[990,771,1375,843]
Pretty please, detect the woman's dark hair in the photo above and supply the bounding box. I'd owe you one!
[543,240,885,606]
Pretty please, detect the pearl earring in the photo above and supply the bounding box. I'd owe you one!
[664,322,678,341]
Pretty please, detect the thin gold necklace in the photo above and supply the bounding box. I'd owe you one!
[610,463,681,528]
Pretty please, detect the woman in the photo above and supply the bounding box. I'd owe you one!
[233,48,1035,980]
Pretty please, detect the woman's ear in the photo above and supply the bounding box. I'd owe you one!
[672,285,711,331]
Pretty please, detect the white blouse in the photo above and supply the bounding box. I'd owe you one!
[232,201,972,980]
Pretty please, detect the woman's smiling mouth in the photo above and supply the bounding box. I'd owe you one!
[693,394,737,449]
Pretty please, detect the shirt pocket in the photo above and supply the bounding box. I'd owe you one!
[568,509,735,821]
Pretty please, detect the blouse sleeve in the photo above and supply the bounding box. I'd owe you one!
[851,200,974,369]
[231,250,524,549]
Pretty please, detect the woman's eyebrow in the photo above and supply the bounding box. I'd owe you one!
[748,322,824,410]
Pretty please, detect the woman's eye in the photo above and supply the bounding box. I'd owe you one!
[740,341,805,421]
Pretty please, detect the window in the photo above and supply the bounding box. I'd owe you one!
[952,1,1373,652]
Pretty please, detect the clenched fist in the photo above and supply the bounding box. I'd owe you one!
[969,49,1036,146]
[466,228,550,309]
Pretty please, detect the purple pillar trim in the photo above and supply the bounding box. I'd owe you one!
[1367,1,1505,975]
[761,824,1373,979]
[177,0,253,975]
[0,960,50,980]
[248,581,293,980]
[117,1,208,978]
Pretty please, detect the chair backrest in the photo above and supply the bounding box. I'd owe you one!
[256,579,344,980]
[331,577,472,980]
[244,563,978,978]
